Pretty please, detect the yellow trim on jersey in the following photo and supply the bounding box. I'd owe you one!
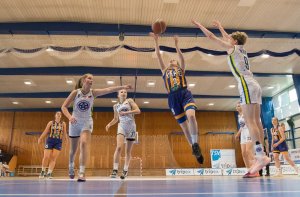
[184,103,197,111]
[240,76,251,104]
[175,112,186,120]
[174,67,180,86]
[229,55,251,104]
[169,70,174,89]
[164,72,171,93]
[181,70,186,87]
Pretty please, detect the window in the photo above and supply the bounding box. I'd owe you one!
[273,86,300,119]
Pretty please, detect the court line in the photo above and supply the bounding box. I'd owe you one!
[1,191,300,196]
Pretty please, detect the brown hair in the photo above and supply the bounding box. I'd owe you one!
[75,73,92,89]
[231,31,248,45]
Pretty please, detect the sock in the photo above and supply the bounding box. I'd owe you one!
[69,162,74,169]
[47,169,53,174]
[113,163,119,170]
[191,134,198,144]
[124,164,129,171]
[254,141,264,157]
[79,165,85,174]
[42,167,46,172]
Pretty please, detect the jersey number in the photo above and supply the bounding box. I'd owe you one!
[244,56,249,70]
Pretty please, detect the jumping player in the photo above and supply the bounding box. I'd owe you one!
[149,33,204,164]
[192,20,270,175]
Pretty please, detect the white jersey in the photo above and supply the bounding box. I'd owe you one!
[228,45,262,105]
[238,114,251,144]
[238,114,247,130]
[227,45,253,82]
[72,89,94,119]
[115,99,134,123]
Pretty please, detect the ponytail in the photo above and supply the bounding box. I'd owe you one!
[75,73,93,90]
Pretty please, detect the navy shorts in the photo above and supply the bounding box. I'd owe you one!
[168,88,197,124]
[45,138,62,151]
[273,140,288,153]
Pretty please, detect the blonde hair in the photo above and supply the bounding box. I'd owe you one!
[231,31,248,45]
[75,73,92,89]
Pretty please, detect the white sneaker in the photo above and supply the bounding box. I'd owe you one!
[249,156,271,174]
[273,170,282,177]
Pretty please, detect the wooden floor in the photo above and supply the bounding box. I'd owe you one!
[1,175,300,196]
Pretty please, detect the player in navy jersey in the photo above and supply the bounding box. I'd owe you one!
[38,111,67,179]
[271,117,299,176]
[150,33,203,164]
[106,89,141,179]
[62,73,131,182]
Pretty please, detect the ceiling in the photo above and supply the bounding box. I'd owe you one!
[0,0,299,111]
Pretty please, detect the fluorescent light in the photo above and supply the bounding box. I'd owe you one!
[66,79,74,84]
[261,54,270,59]
[208,103,214,106]
[267,86,274,89]
[111,100,117,103]
[24,80,32,85]
[12,101,19,105]
[106,80,115,85]
[147,80,156,87]
[188,83,196,87]
[229,85,236,88]
[143,101,150,104]
[45,100,52,104]
[46,47,54,52]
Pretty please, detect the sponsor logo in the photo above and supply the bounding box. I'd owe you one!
[211,150,221,161]
[226,168,233,175]
[169,169,176,175]
[195,168,222,176]
[166,169,194,176]
[223,168,248,176]
[197,169,204,175]
[77,100,90,112]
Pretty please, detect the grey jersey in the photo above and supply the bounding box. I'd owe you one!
[72,89,94,119]
[115,99,134,123]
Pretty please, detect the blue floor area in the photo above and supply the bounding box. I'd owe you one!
[0,176,300,196]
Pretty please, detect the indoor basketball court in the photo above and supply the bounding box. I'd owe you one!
[0,0,300,196]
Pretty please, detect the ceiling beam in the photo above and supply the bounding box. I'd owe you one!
[0,22,299,39]
[0,67,291,77]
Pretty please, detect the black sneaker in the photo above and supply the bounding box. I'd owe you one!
[110,169,118,178]
[39,171,46,179]
[46,172,53,179]
[192,143,204,164]
[120,170,128,179]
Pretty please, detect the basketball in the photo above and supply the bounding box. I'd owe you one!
[151,19,167,34]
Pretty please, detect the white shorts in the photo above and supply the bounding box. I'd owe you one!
[240,128,252,144]
[117,121,136,141]
[238,77,262,105]
[69,118,93,137]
